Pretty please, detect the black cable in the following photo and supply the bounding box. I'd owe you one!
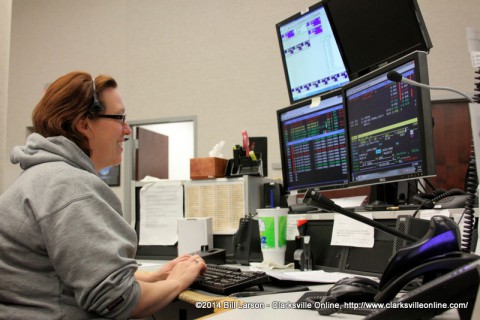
[424,178,438,193]
[306,295,376,316]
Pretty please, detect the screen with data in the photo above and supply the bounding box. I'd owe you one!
[276,2,349,104]
[277,90,348,192]
[345,51,435,186]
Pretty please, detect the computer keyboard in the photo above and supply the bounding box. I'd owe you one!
[191,264,270,295]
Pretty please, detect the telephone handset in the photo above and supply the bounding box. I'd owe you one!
[366,259,480,320]
[379,216,461,290]
[375,216,479,302]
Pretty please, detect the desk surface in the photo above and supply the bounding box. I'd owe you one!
[138,261,465,320]
[208,290,461,320]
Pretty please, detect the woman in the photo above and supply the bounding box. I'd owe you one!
[0,71,206,319]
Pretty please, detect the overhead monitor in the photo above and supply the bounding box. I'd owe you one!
[277,89,349,192]
[324,0,432,79]
[344,51,435,197]
[276,1,349,104]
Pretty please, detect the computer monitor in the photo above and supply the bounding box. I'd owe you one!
[277,89,349,192]
[344,51,435,203]
[276,1,349,104]
[324,0,432,79]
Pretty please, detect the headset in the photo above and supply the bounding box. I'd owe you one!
[90,77,105,113]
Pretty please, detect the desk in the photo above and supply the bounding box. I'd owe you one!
[207,290,461,320]
[138,261,466,320]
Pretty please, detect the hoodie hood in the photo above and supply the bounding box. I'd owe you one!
[11,133,96,175]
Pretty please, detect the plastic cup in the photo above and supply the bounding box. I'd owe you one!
[257,208,288,265]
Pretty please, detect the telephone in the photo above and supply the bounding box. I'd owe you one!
[302,190,480,318]
[412,188,468,209]
[375,216,479,303]
[366,259,480,319]
[314,216,479,318]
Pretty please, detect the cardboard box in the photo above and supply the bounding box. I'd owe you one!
[177,217,213,255]
[190,157,227,179]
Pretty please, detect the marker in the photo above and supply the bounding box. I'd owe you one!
[249,150,257,161]
[242,130,250,156]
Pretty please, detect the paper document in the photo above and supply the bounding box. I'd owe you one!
[331,213,374,248]
[332,195,367,208]
[139,181,183,246]
[265,270,377,283]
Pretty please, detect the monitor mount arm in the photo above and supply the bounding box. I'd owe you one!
[302,189,419,243]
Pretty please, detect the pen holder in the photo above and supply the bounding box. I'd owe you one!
[228,153,263,177]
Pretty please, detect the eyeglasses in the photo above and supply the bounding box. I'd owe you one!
[97,113,127,124]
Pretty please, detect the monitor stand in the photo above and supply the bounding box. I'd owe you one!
[364,181,418,211]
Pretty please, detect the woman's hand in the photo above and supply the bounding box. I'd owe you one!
[153,254,193,280]
[135,254,194,282]
[131,255,208,317]
[166,254,207,291]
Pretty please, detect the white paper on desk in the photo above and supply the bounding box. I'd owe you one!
[266,270,372,283]
[332,195,367,208]
[139,181,183,246]
[331,213,374,248]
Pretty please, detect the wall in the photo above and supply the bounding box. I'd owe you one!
[3,0,480,201]
[0,0,12,193]
[418,0,480,100]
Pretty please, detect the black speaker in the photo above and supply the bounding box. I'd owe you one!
[233,217,263,265]
[393,215,430,254]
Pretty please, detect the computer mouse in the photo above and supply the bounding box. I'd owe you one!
[326,277,380,303]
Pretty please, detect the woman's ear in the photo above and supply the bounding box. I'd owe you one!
[75,117,91,137]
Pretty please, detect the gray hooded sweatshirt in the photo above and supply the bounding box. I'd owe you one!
[0,133,140,319]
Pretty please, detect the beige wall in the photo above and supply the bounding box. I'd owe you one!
[2,0,480,200]
[0,0,12,193]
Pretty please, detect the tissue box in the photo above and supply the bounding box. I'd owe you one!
[190,157,227,179]
[177,217,213,255]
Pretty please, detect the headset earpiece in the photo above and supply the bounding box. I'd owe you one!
[90,77,105,113]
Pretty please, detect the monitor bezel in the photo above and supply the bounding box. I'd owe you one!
[277,89,349,193]
[343,51,435,189]
[323,0,433,80]
[275,0,349,104]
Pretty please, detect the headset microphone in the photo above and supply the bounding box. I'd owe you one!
[386,70,474,103]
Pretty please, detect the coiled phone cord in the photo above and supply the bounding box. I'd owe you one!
[461,142,477,252]
[462,68,480,252]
